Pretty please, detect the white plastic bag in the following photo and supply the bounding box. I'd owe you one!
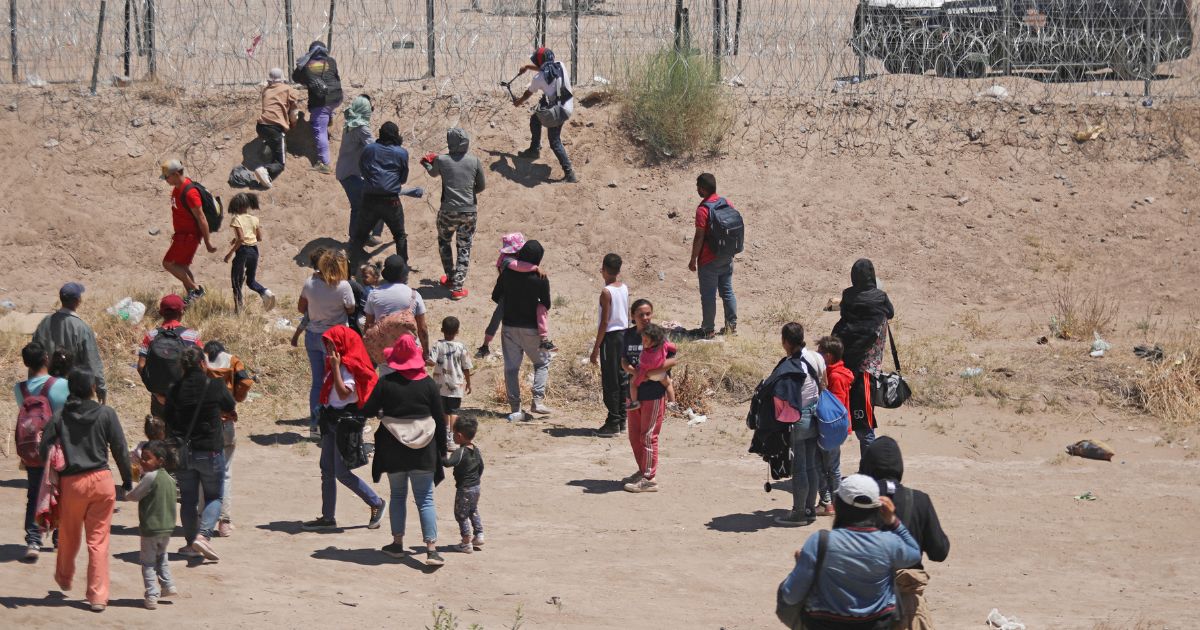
[986,608,1026,630]
[106,297,146,325]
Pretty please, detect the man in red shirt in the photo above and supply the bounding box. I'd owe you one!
[161,160,216,304]
[687,172,737,338]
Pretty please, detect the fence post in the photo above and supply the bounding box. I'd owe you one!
[857,0,866,81]
[733,0,742,55]
[90,0,107,94]
[123,0,130,77]
[1142,0,1152,101]
[426,0,435,77]
[674,0,683,51]
[327,0,335,51]
[146,0,155,77]
[9,0,17,82]
[681,7,690,51]
[570,0,579,80]
[535,0,546,47]
[712,0,722,78]
[285,0,294,70]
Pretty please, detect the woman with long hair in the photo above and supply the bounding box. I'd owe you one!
[298,248,355,440]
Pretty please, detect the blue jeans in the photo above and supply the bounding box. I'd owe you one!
[529,112,573,173]
[698,255,737,333]
[310,103,340,165]
[24,466,56,547]
[320,422,382,520]
[790,410,819,515]
[855,428,876,459]
[818,446,842,503]
[387,470,437,543]
[177,450,226,543]
[304,329,326,430]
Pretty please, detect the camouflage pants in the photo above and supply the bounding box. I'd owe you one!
[437,211,477,291]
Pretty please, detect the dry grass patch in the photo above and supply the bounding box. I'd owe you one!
[1115,329,1200,433]
[1048,281,1119,341]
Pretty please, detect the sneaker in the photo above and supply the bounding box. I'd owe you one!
[313,163,333,174]
[367,500,386,530]
[624,478,659,493]
[506,411,530,423]
[301,516,338,531]
[564,170,578,183]
[529,400,552,415]
[160,586,179,598]
[21,543,38,563]
[381,543,407,558]
[90,602,106,613]
[815,502,836,517]
[475,344,491,359]
[253,166,273,189]
[425,550,446,566]
[516,147,540,159]
[366,235,383,247]
[471,534,485,549]
[720,323,738,336]
[619,421,627,435]
[176,544,202,559]
[453,542,473,554]
[261,289,276,311]
[183,287,205,306]
[144,596,158,610]
[216,521,234,538]
[621,471,643,484]
[438,275,451,287]
[450,288,469,301]
[594,423,621,438]
[539,339,559,353]
[625,400,641,411]
[191,535,219,561]
[774,510,816,527]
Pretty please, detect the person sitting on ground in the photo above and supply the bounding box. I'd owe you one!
[353,121,411,266]
[164,346,235,562]
[590,253,629,436]
[832,258,895,458]
[778,474,921,629]
[33,282,107,403]
[492,240,554,422]
[858,436,950,630]
[442,416,484,554]
[14,341,69,562]
[292,40,343,174]
[253,67,300,188]
[160,160,217,305]
[512,47,577,183]
[422,127,487,300]
[137,294,203,420]
[223,192,277,313]
[430,316,473,448]
[477,233,555,358]
[815,335,853,517]
[124,440,179,610]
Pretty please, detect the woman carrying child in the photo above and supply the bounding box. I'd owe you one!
[302,325,387,531]
[622,323,677,494]
[476,232,556,358]
[223,193,276,314]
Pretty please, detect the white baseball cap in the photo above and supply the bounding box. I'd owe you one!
[837,474,882,509]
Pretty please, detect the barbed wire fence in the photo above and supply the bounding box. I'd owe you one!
[4,0,1199,158]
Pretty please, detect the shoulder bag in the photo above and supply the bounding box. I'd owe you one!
[871,324,912,410]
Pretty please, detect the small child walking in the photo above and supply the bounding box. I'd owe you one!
[442,417,484,553]
[816,335,853,516]
[623,323,677,494]
[627,324,676,411]
[476,232,556,358]
[223,192,276,314]
[125,441,179,609]
[430,316,473,449]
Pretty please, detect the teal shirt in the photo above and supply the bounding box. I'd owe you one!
[14,375,70,414]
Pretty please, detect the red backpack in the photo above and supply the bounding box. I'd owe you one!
[15,377,58,467]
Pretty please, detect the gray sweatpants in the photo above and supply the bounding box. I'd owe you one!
[140,534,176,599]
[501,325,550,413]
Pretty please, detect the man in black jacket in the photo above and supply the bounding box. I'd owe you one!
[859,436,949,630]
[491,240,552,422]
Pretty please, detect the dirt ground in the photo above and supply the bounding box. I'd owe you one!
[0,82,1198,628]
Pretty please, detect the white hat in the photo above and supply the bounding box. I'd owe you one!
[268,67,284,82]
[837,474,882,509]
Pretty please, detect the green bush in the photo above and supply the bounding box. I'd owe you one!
[621,48,734,157]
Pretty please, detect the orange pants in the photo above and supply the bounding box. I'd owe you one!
[56,469,115,606]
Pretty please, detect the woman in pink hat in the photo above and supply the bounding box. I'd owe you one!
[474,232,556,358]
[361,334,448,567]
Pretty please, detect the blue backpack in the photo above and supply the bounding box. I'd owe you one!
[816,389,849,451]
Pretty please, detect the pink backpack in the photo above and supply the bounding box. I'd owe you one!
[15,377,57,467]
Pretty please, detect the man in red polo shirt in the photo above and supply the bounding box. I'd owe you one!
[687,172,738,338]
[161,160,216,304]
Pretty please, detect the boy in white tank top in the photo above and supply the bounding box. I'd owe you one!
[590,254,630,437]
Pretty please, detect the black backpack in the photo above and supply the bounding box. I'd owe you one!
[704,196,744,257]
[182,181,224,233]
[141,327,187,395]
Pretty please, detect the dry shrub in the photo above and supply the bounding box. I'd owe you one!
[138,82,185,106]
[959,311,998,340]
[1119,331,1200,431]
[671,365,710,415]
[620,48,734,157]
[902,336,968,409]
[1049,282,1119,340]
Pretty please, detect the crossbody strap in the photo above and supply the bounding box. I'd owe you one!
[182,379,215,446]
[887,322,902,373]
[802,529,830,607]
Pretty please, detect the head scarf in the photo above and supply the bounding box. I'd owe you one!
[382,334,428,381]
[319,325,378,405]
[378,121,403,147]
[344,96,372,131]
[296,40,328,69]
[839,258,894,322]
[531,47,563,84]
[517,239,544,265]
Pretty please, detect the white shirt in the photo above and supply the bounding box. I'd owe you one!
[600,284,629,333]
[800,348,827,407]
[528,63,574,116]
[328,366,357,409]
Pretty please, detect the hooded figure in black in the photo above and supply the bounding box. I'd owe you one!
[859,436,949,630]
[832,259,895,456]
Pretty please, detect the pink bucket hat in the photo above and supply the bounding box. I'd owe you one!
[499,232,526,255]
[382,335,427,381]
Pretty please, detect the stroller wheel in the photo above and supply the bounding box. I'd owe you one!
[764,481,772,493]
